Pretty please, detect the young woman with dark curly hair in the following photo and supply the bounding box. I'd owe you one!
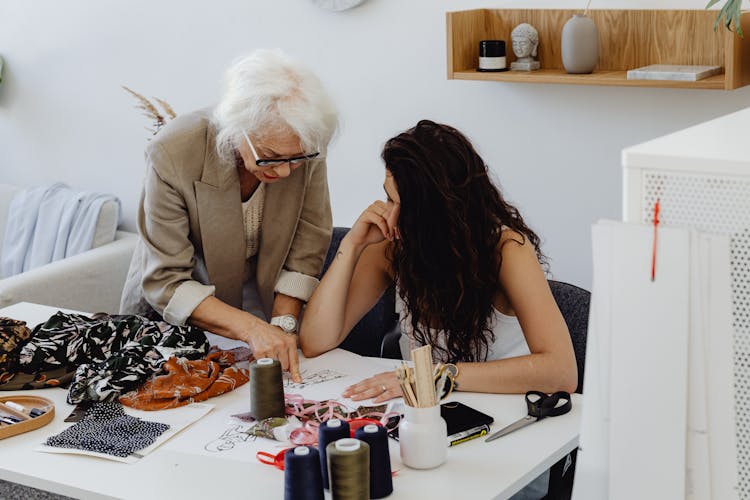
[299,120,577,402]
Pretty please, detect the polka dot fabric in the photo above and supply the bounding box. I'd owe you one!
[45,402,169,458]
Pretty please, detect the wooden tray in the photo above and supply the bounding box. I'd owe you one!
[0,395,55,440]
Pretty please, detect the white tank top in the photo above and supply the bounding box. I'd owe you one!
[396,293,531,362]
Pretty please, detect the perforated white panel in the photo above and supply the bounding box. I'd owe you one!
[643,171,750,498]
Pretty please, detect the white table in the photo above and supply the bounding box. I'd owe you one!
[0,302,581,500]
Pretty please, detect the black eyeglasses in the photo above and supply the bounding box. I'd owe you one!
[242,131,320,168]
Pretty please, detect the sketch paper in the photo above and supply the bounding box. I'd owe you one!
[163,349,403,461]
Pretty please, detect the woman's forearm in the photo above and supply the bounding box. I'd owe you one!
[455,352,578,395]
[300,235,365,356]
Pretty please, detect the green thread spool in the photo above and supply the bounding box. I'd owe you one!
[327,438,370,500]
[250,358,285,420]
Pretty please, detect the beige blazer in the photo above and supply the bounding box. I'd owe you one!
[120,109,332,324]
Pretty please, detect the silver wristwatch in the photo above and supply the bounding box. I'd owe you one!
[270,314,298,334]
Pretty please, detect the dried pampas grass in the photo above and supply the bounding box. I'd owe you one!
[122,85,177,136]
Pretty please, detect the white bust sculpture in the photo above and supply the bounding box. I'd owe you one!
[511,23,541,71]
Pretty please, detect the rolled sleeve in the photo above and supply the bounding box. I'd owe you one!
[163,281,216,325]
[274,269,319,301]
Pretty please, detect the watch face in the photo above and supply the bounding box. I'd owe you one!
[311,0,366,11]
[279,315,297,333]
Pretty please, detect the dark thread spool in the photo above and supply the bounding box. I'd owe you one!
[284,446,324,500]
[355,424,393,498]
[250,358,285,420]
[318,418,350,490]
[327,438,370,500]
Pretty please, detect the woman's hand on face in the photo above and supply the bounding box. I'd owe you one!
[243,321,301,383]
[346,200,400,249]
[342,371,403,403]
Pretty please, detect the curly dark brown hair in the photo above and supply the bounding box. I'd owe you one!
[383,120,545,363]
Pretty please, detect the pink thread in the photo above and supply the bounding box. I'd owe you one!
[289,422,319,446]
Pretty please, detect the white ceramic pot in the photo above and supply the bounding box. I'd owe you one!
[399,404,447,469]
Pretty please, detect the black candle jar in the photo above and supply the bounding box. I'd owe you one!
[478,40,508,72]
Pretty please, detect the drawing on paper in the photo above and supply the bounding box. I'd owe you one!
[284,369,346,390]
[204,424,254,452]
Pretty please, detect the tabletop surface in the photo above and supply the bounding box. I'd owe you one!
[0,302,581,500]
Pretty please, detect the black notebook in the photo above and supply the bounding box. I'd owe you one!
[440,401,494,436]
[388,401,494,446]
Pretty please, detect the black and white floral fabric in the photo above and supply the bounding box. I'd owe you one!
[45,402,169,458]
[18,312,209,404]
[0,317,32,385]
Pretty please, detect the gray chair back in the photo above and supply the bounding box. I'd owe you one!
[549,280,590,394]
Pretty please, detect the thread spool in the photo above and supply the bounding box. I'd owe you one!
[327,438,370,500]
[354,424,393,498]
[250,358,285,420]
[284,446,324,500]
[318,418,351,490]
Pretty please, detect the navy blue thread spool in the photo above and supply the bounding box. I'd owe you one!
[284,446,324,500]
[355,424,393,498]
[318,418,350,490]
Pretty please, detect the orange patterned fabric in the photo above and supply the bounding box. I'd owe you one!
[119,350,250,410]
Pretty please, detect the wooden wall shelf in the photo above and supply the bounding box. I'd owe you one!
[447,9,750,90]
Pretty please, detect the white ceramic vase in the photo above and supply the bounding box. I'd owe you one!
[399,404,447,469]
[561,14,599,74]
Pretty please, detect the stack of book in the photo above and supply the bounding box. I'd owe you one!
[626,64,722,82]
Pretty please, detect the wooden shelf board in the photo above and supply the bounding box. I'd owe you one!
[452,69,727,89]
[447,9,750,90]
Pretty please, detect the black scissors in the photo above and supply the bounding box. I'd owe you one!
[485,391,572,442]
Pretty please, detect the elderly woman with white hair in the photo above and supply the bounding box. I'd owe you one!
[120,49,338,382]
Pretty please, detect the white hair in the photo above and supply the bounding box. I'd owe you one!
[213,49,338,160]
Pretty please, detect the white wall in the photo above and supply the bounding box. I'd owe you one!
[1,0,749,289]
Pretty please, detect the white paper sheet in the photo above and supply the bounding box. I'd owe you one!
[161,349,402,462]
[572,221,615,500]
[608,222,690,500]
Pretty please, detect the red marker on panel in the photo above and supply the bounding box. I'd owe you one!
[651,199,660,282]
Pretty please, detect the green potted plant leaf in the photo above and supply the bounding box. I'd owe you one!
[708,0,744,36]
